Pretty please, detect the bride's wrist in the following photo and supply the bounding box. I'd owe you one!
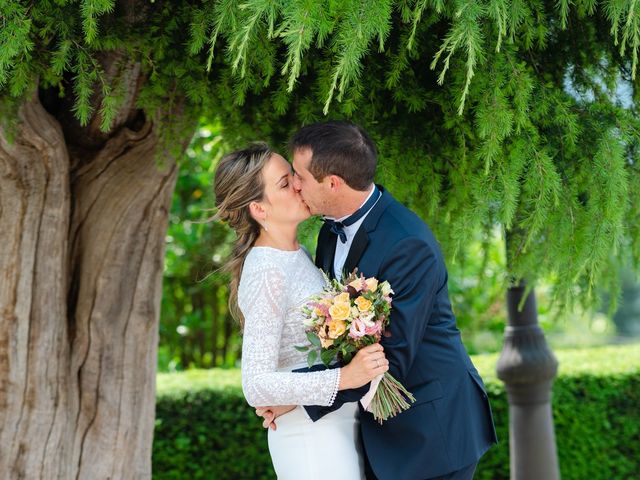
[338,365,354,390]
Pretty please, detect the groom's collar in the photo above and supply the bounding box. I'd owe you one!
[359,184,393,233]
[338,185,394,277]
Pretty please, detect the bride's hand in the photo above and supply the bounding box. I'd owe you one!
[256,405,296,431]
[339,343,388,390]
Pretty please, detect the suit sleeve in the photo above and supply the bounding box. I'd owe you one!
[377,236,441,381]
[304,236,441,421]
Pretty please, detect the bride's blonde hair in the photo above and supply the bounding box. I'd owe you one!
[214,143,273,327]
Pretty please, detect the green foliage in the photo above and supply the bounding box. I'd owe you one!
[2,1,640,314]
[0,1,34,94]
[447,227,508,353]
[153,344,640,479]
[154,389,273,479]
[160,120,241,371]
[80,0,115,44]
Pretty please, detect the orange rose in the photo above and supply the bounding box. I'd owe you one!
[320,335,334,348]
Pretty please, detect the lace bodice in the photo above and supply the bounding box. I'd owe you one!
[238,246,340,407]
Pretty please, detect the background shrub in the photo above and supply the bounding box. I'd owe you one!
[153,344,640,479]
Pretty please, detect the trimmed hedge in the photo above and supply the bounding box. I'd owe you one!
[153,344,640,479]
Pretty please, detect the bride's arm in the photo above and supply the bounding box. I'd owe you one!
[256,343,388,429]
[240,262,342,407]
[241,261,387,408]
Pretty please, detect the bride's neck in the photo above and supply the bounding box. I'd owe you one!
[254,226,299,251]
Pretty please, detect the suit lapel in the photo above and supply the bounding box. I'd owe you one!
[316,223,338,278]
[343,185,393,275]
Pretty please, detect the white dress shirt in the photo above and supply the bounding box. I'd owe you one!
[329,186,380,281]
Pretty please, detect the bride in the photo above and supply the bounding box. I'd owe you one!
[213,143,389,479]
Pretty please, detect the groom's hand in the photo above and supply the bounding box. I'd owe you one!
[255,405,296,431]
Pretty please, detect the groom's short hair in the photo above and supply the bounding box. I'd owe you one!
[289,121,376,191]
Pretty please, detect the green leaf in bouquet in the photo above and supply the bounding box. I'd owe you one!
[307,349,318,367]
[320,348,337,366]
[338,343,355,363]
[361,337,377,346]
[307,331,321,347]
[343,343,356,353]
[294,345,310,352]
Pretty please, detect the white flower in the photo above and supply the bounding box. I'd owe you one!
[360,311,376,327]
[303,313,318,327]
[380,281,394,296]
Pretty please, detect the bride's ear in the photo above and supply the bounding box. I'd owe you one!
[249,201,267,223]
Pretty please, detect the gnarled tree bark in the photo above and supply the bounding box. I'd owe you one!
[0,89,180,478]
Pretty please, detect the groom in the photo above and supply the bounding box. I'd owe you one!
[258,121,497,479]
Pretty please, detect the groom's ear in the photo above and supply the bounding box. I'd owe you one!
[327,174,345,191]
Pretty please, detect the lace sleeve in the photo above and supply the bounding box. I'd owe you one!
[239,260,340,407]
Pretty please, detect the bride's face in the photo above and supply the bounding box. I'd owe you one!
[258,153,311,227]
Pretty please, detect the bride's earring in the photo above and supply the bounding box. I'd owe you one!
[262,213,269,232]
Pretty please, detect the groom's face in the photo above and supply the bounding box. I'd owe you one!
[292,148,331,216]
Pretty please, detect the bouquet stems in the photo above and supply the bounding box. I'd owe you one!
[368,373,416,424]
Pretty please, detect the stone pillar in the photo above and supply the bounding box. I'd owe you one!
[496,283,560,480]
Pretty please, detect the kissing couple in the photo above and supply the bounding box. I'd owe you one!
[213,121,497,480]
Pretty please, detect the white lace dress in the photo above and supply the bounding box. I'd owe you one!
[238,246,364,480]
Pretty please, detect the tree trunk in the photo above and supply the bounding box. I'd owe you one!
[0,95,178,479]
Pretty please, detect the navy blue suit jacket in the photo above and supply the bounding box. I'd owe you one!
[304,186,497,480]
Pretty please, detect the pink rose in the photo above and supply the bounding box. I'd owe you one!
[311,302,330,318]
[348,277,366,292]
[348,318,367,338]
[365,322,381,336]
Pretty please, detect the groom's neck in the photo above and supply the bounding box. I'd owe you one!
[330,184,374,219]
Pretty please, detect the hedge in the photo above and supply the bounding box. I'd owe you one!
[153,344,640,479]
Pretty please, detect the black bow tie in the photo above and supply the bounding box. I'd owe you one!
[324,186,380,243]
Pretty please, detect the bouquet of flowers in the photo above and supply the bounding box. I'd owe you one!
[296,270,415,424]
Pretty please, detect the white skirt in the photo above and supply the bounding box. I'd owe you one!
[267,402,365,480]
